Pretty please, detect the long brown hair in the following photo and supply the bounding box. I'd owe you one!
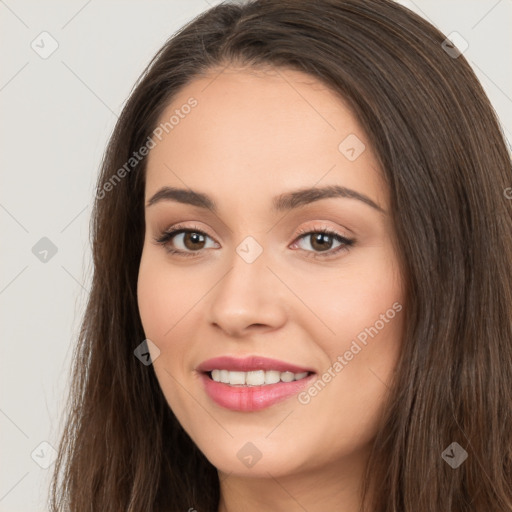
[48,0,512,510]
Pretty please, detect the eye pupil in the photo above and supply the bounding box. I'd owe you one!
[184,232,205,250]
[311,233,333,251]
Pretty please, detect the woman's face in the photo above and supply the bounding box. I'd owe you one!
[137,66,404,479]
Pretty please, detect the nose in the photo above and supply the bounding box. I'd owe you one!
[206,245,288,338]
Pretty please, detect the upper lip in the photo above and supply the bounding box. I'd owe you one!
[197,356,315,374]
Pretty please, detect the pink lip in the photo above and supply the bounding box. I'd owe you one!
[197,355,314,374]
[199,372,316,412]
[196,356,316,412]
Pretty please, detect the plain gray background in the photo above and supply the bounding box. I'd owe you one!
[1,1,511,510]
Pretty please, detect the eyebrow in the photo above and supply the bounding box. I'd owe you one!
[146,185,384,213]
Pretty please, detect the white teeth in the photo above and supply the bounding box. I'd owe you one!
[209,369,311,386]
[265,370,281,384]
[280,371,295,382]
[246,370,265,386]
[229,371,246,385]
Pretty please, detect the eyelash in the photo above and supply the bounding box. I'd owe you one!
[153,223,355,260]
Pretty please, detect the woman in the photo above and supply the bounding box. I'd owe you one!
[49,0,512,510]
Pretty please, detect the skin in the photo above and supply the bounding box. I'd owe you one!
[137,65,405,512]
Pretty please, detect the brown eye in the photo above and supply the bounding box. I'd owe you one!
[309,232,335,252]
[181,231,207,250]
[292,228,355,259]
[154,225,218,256]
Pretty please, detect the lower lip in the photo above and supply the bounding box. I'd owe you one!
[199,372,316,412]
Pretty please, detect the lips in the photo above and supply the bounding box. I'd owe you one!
[197,355,317,412]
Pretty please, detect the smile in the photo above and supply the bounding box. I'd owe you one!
[209,369,311,386]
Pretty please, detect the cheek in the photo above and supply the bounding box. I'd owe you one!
[299,271,403,449]
[137,260,169,340]
[306,249,404,401]
[137,251,200,340]
[136,251,199,414]
[303,252,402,346]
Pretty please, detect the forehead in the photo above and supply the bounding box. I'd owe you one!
[145,65,387,210]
